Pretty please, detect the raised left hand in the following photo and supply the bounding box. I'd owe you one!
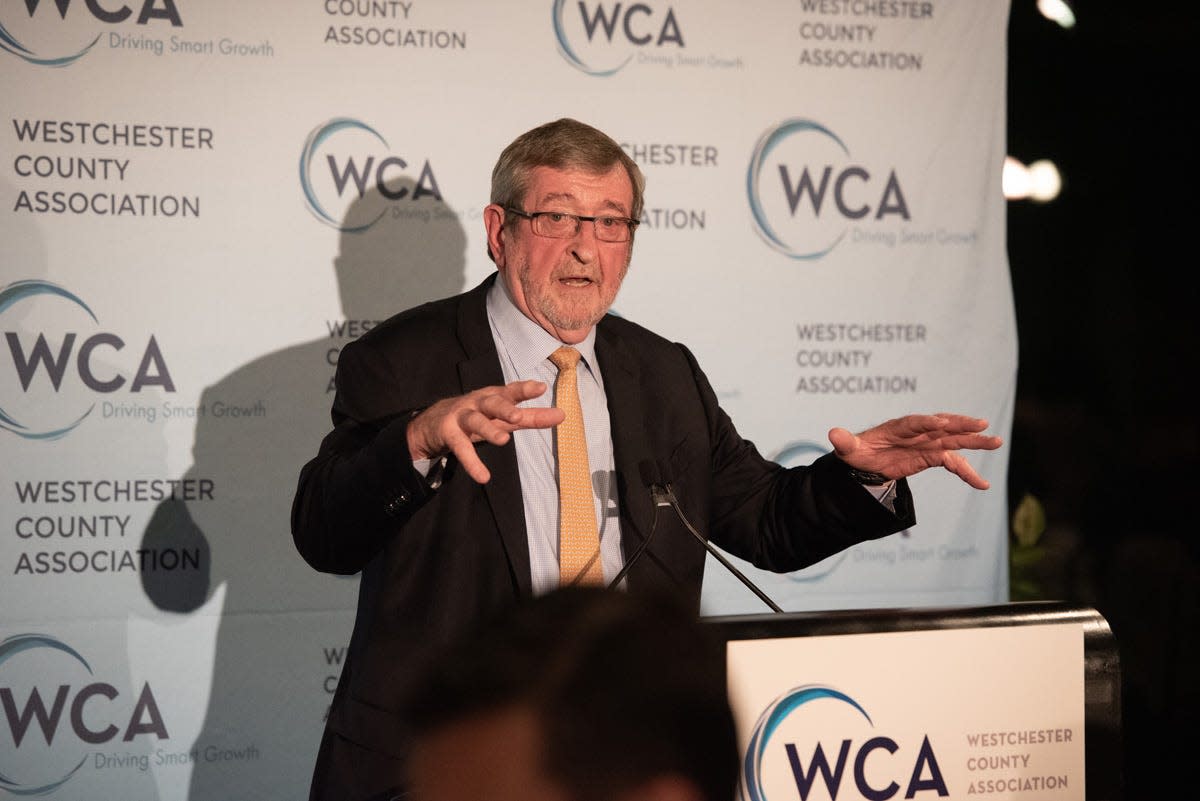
[828,413,1003,490]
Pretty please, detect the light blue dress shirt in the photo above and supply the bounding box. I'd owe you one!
[485,279,624,595]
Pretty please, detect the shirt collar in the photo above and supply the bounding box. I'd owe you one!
[486,274,600,379]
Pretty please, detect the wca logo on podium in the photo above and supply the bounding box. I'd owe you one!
[740,684,948,801]
[0,280,175,441]
[553,0,684,76]
[0,0,182,67]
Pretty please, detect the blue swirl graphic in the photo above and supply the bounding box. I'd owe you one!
[747,119,849,261]
[552,0,631,77]
[0,634,93,796]
[771,441,827,469]
[741,684,872,801]
[0,19,99,67]
[299,118,390,232]
[0,280,97,321]
[0,280,97,440]
[0,634,93,673]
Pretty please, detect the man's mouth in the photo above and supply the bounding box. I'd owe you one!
[558,276,595,288]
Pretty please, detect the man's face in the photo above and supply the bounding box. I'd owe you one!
[486,164,634,344]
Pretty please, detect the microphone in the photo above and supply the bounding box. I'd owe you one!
[612,460,784,614]
[639,459,673,508]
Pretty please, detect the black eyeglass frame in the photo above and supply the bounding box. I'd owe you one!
[504,207,640,242]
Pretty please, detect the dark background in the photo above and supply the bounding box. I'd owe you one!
[1005,4,1197,797]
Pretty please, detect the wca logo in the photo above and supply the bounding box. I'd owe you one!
[0,634,168,796]
[552,0,684,76]
[0,0,182,67]
[300,117,444,233]
[747,119,911,261]
[0,280,175,440]
[741,684,947,801]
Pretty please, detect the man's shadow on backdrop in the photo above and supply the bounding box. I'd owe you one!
[140,182,467,801]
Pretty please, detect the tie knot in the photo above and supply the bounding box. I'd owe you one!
[549,346,581,372]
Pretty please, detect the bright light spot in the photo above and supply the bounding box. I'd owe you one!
[1003,156,1031,199]
[1027,160,1062,202]
[1003,156,1062,203]
[1037,0,1076,29]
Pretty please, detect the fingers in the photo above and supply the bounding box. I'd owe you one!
[441,422,492,484]
[475,382,541,427]
[499,379,553,403]
[412,406,498,485]
[408,381,562,485]
[940,451,991,490]
[937,432,1004,452]
[879,413,990,439]
[930,414,991,435]
[838,412,1002,490]
[862,414,1000,451]
[456,408,514,447]
[477,383,564,432]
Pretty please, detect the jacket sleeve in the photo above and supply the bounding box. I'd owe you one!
[680,344,916,573]
[289,337,441,575]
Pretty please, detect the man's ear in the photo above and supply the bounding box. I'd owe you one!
[617,775,705,801]
[483,204,508,267]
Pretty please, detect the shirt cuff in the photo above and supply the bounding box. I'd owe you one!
[412,455,449,490]
[863,480,899,512]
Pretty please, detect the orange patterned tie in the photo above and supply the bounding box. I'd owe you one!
[549,346,603,586]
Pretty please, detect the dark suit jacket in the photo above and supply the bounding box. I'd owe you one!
[291,275,915,800]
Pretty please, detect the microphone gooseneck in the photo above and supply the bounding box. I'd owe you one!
[612,460,785,614]
[657,482,784,614]
[607,460,670,589]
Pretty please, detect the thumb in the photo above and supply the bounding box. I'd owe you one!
[827,427,857,456]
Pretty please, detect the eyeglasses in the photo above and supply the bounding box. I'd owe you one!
[505,208,639,243]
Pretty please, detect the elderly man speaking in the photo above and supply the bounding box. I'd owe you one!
[291,117,1002,801]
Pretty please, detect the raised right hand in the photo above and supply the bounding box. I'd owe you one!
[406,380,565,483]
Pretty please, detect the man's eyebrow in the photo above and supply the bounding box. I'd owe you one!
[538,192,630,216]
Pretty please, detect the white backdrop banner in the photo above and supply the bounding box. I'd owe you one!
[1,1,1013,798]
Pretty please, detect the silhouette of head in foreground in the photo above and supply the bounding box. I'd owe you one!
[406,586,738,801]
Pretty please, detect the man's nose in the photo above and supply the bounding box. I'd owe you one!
[568,220,599,261]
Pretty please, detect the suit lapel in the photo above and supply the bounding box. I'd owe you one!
[595,322,655,590]
[456,276,533,596]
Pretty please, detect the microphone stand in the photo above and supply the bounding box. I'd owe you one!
[659,483,783,614]
[609,480,784,614]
